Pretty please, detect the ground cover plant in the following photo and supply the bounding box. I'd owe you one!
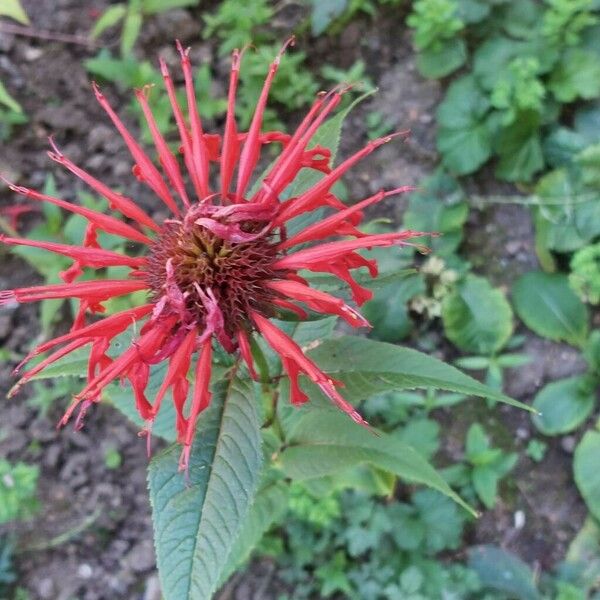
[0,1,599,599]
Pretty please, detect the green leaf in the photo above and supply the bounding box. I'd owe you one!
[473,36,524,92]
[512,272,589,347]
[468,545,540,600]
[442,275,514,355]
[457,0,491,23]
[120,10,143,56]
[498,0,543,38]
[0,80,22,113]
[148,376,262,600]
[305,336,532,410]
[142,0,198,14]
[279,408,476,515]
[0,460,39,524]
[310,0,347,35]
[437,76,492,175]
[404,192,469,257]
[416,38,466,79]
[218,476,288,586]
[362,271,424,343]
[25,348,89,382]
[533,168,599,253]
[90,4,126,38]
[495,112,544,182]
[549,49,600,103]
[0,0,30,24]
[532,375,595,436]
[574,431,600,522]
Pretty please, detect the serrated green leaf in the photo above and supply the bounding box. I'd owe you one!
[148,376,262,600]
[218,475,288,586]
[575,431,600,522]
[26,348,89,382]
[0,0,30,24]
[305,335,533,410]
[442,275,514,355]
[279,408,476,515]
[532,375,595,436]
[512,272,589,347]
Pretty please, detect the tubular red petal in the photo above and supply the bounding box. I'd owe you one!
[279,187,415,250]
[159,57,205,200]
[254,90,344,205]
[176,41,210,200]
[16,305,153,369]
[179,340,212,471]
[252,312,367,425]
[268,279,369,328]
[275,131,411,225]
[0,235,146,270]
[9,339,89,398]
[235,37,295,201]
[7,279,148,304]
[1,178,152,244]
[150,327,196,418]
[237,328,258,381]
[67,316,176,414]
[47,140,158,231]
[93,82,180,215]
[129,362,153,421]
[134,86,191,208]
[282,357,308,405]
[272,298,308,319]
[274,231,425,270]
[220,48,244,200]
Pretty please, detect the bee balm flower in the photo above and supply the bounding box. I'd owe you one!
[1,40,425,470]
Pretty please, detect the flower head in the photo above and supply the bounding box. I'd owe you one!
[1,40,425,470]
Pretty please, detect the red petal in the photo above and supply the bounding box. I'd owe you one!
[237,328,258,381]
[0,235,147,270]
[252,312,367,425]
[274,131,410,225]
[93,82,180,215]
[3,279,148,305]
[47,139,159,231]
[135,86,191,208]
[268,279,369,327]
[235,37,295,201]
[274,231,425,270]
[278,187,414,250]
[176,41,211,200]
[1,178,152,244]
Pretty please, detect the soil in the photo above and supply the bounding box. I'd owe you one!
[0,2,593,599]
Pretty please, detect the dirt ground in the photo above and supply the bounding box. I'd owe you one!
[0,1,592,598]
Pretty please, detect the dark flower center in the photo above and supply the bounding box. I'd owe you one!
[145,217,280,335]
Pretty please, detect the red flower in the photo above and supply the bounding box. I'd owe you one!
[1,40,426,470]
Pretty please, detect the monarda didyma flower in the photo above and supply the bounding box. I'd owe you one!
[1,40,426,470]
